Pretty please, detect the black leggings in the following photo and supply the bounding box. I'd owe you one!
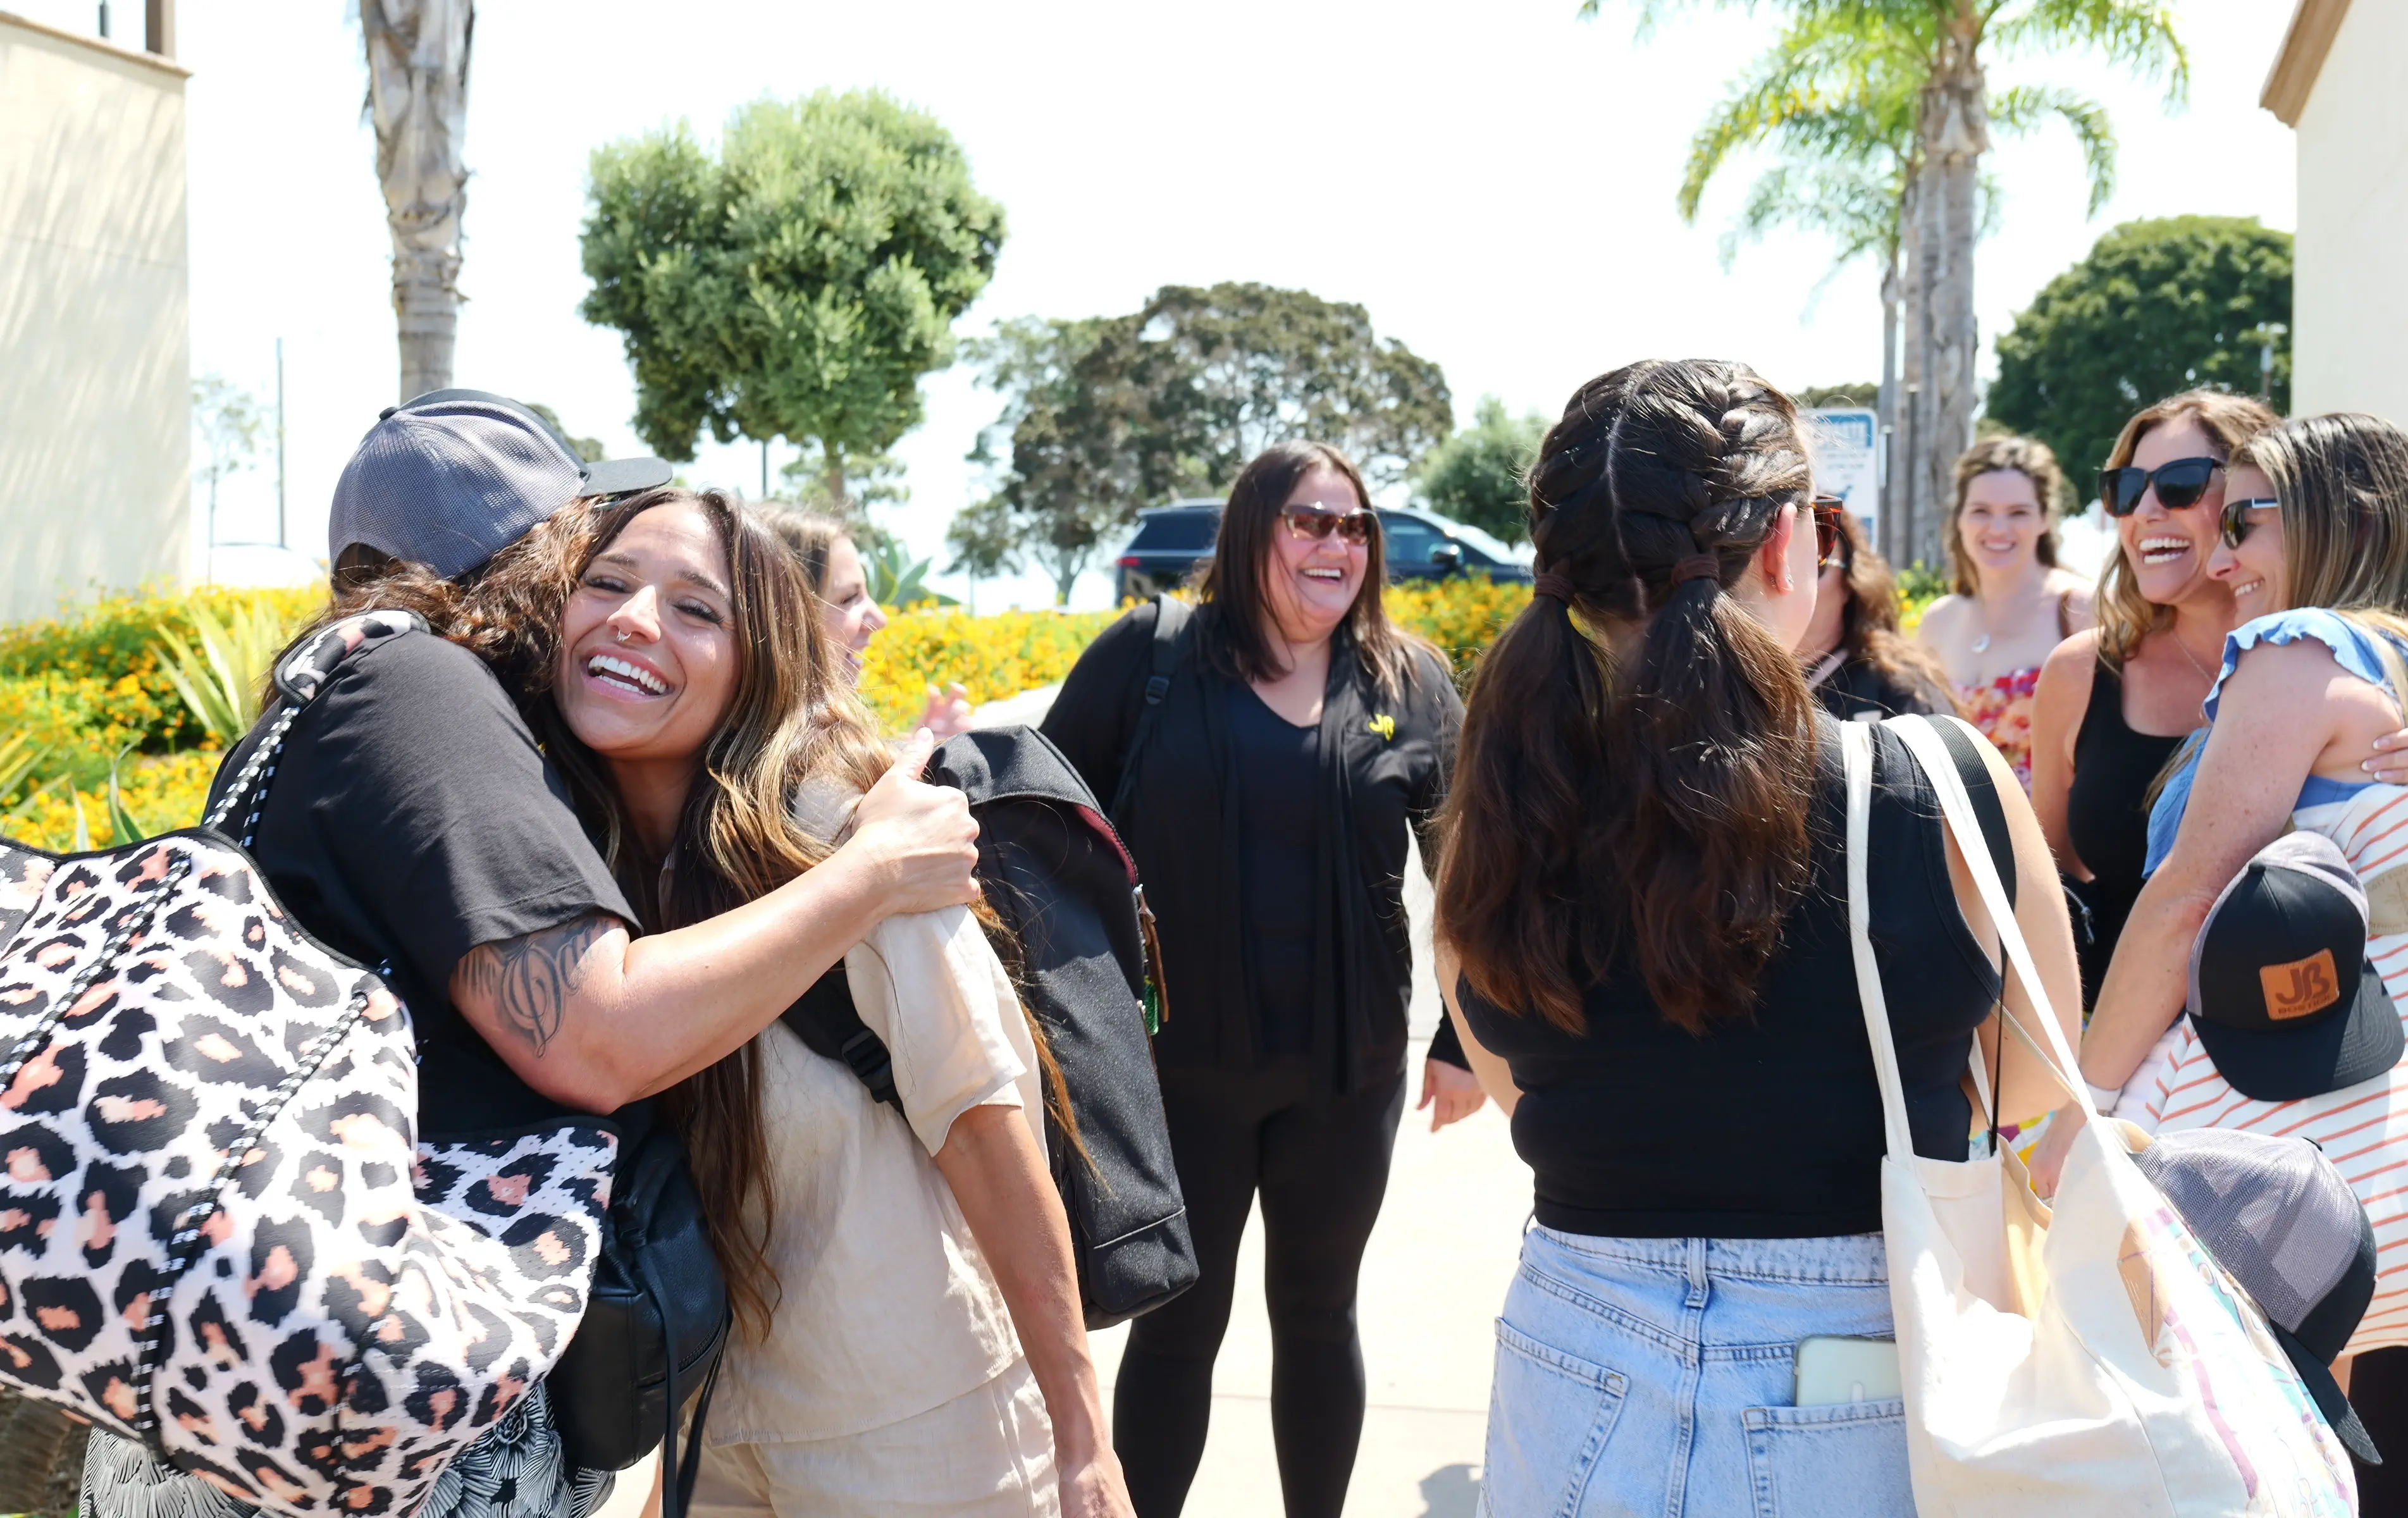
[1113,1062,1407,1518]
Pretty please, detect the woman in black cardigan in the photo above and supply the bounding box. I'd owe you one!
[1043,441,1468,1517]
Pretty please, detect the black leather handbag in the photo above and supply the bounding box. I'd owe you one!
[547,1121,731,1518]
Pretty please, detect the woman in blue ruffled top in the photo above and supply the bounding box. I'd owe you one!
[2068,412,2408,1373]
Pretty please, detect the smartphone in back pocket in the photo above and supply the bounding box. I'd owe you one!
[1793,1335,1901,1407]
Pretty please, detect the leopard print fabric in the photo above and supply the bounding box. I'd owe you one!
[0,833,615,1518]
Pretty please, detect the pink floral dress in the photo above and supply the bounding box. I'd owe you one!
[1956,666,2042,791]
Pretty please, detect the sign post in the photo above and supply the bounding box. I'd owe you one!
[1805,407,1882,534]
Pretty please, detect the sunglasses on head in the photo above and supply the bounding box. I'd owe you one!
[1812,495,1847,569]
[1280,504,1377,545]
[2220,496,2280,550]
[2100,457,2222,517]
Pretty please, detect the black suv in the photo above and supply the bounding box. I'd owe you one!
[1111,500,1531,601]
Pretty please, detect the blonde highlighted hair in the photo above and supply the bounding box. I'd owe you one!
[2238,413,2408,698]
[2092,390,2280,669]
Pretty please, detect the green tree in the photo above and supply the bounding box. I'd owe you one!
[952,286,1452,603]
[948,316,1138,605]
[580,90,1004,513]
[526,402,605,462]
[1989,216,2292,484]
[1411,396,1547,543]
[1602,0,2186,567]
[1111,283,1454,493]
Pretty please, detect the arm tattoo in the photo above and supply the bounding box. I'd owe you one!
[455,913,614,1057]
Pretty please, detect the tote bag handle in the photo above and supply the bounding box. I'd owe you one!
[1841,719,2094,1171]
[1886,715,2096,1124]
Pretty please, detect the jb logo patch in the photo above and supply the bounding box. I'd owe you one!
[2261,947,2342,1021]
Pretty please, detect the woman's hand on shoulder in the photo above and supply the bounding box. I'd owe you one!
[915,682,973,741]
[844,729,982,915]
[2366,727,2408,786]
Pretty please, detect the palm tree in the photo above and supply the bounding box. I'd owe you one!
[361,0,474,404]
[1589,0,2183,566]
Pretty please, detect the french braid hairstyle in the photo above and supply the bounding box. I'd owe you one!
[1436,359,1818,1035]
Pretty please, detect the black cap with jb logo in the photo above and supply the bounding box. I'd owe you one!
[2188,832,2405,1102]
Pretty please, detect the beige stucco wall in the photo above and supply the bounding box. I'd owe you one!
[0,13,189,623]
[2292,1,2408,424]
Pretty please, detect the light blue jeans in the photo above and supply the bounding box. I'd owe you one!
[1479,1228,1914,1518]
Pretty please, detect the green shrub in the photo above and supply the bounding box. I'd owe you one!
[0,585,323,754]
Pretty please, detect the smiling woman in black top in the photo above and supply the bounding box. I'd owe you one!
[1042,441,1465,1518]
[1433,360,2084,1518]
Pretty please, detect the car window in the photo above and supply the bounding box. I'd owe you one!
[1131,511,1221,552]
[1377,512,1447,567]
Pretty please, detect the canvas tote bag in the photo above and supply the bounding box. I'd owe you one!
[1841,715,2355,1516]
[0,613,617,1518]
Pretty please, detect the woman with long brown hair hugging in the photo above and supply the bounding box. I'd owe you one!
[1435,359,2082,1515]
[482,487,1132,1517]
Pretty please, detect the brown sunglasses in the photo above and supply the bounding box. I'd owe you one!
[1812,495,1848,569]
[1281,505,1378,545]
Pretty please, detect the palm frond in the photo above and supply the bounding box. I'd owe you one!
[0,732,49,812]
[106,746,157,847]
[1992,0,2188,107]
[1990,83,2117,215]
[1676,11,1927,223]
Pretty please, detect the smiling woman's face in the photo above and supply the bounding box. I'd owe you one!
[553,500,741,768]
[2207,462,2286,620]
[1956,469,2046,583]
[2119,418,2228,606]
[1260,464,1369,646]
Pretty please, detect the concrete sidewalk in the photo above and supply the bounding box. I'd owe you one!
[1085,850,1527,1516]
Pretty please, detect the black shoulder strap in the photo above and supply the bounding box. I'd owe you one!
[204,609,428,849]
[778,966,899,1109]
[1108,595,1194,823]
[1927,716,2017,910]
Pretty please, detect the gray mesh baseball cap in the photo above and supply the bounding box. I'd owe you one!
[328,389,672,579]
[2131,1126,2380,1464]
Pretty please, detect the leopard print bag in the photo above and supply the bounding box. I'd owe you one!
[0,612,616,1517]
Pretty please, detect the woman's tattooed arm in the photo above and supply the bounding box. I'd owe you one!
[450,913,619,1056]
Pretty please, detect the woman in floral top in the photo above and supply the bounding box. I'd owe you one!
[1915,435,2095,787]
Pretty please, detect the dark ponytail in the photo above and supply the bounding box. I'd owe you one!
[1436,359,1818,1035]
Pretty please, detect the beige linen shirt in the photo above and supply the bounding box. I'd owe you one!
[707,904,1047,1444]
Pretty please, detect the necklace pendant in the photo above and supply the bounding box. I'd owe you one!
[1970,633,1991,654]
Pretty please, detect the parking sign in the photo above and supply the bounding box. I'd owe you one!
[1805,408,1882,531]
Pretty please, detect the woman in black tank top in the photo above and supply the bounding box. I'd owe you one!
[2061,660,2185,1000]
[1431,361,2085,1518]
[2027,392,2276,1011]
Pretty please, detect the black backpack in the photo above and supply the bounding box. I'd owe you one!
[783,725,1198,1329]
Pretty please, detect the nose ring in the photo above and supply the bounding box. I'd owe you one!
[615,629,631,644]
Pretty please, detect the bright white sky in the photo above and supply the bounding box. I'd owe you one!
[30,0,2300,610]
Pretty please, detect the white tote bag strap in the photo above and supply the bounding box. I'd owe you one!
[1885,714,2099,1123]
[1841,720,1922,1161]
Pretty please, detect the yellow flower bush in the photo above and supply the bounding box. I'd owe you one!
[0,578,1547,851]
[1384,577,1530,685]
[855,607,1116,731]
[10,750,224,853]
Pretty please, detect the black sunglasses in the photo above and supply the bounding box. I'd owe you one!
[2100,457,2222,517]
[2220,496,2280,550]
[1812,495,1847,569]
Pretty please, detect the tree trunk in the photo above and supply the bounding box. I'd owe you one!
[822,443,850,518]
[1876,242,1901,566]
[1901,166,1932,571]
[1917,10,1989,571]
[362,0,473,405]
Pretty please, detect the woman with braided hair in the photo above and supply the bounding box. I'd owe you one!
[1435,360,2083,1515]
